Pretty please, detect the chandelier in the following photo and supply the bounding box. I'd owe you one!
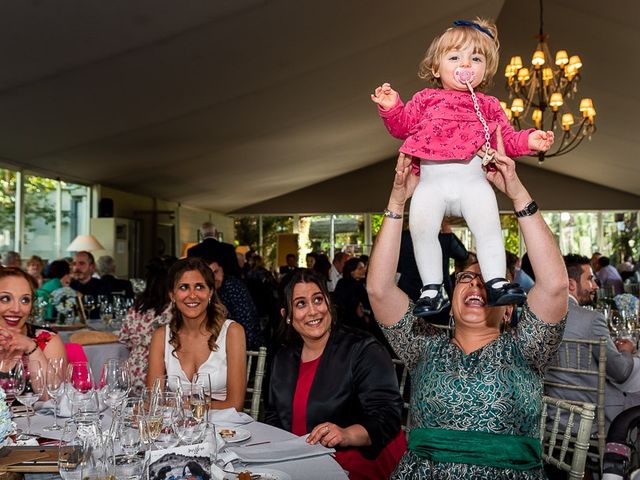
[500,0,596,163]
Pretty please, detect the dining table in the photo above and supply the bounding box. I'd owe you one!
[2,406,348,480]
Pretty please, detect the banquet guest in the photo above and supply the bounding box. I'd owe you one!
[119,256,175,395]
[595,256,624,296]
[146,257,246,411]
[264,269,406,480]
[26,255,45,287]
[0,267,67,367]
[36,260,72,320]
[367,136,567,478]
[1,251,21,269]
[333,258,370,331]
[97,255,134,298]
[327,252,351,292]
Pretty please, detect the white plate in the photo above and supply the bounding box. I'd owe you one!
[225,468,291,480]
[219,426,251,443]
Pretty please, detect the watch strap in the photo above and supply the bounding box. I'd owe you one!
[514,201,538,218]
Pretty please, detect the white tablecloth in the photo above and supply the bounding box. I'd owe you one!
[17,410,347,479]
[82,342,129,379]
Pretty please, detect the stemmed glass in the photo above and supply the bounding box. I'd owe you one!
[151,391,179,450]
[0,358,24,409]
[59,417,112,480]
[98,359,131,411]
[115,413,144,475]
[193,372,212,407]
[16,359,45,437]
[82,295,96,321]
[44,357,66,431]
[66,361,95,418]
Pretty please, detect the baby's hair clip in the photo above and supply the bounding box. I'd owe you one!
[452,20,494,39]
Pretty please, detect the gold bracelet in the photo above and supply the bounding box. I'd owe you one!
[383,208,403,219]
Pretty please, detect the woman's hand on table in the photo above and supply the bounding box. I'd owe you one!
[307,422,371,449]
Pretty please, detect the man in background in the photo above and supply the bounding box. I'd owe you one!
[327,251,350,292]
[97,255,134,298]
[187,222,240,278]
[1,251,21,268]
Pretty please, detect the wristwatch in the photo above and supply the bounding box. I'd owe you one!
[514,200,539,218]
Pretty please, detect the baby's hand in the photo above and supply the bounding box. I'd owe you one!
[528,130,554,152]
[371,83,399,110]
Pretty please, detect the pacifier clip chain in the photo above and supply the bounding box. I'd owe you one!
[454,68,494,167]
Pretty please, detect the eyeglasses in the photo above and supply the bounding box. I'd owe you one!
[455,271,484,284]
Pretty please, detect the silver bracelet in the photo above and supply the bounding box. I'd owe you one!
[383,208,403,219]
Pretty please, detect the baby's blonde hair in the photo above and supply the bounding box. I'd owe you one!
[418,18,500,91]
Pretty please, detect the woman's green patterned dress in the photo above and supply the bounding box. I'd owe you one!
[381,303,565,479]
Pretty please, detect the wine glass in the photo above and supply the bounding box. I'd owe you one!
[193,372,212,405]
[151,391,180,450]
[98,359,131,411]
[44,357,66,431]
[115,413,143,475]
[82,295,97,320]
[59,417,112,480]
[16,359,45,437]
[66,361,95,418]
[0,357,24,408]
[188,383,207,423]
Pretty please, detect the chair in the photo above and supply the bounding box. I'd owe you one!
[543,337,607,468]
[540,395,596,479]
[391,358,410,429]
[244,347,267,420]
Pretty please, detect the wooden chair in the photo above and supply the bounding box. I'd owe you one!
[244,347,267,420]
[540,395,596,479]
[391,358,410,429]
[543,337,607,468]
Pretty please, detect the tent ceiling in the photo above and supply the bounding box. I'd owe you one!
[0,0,637,213]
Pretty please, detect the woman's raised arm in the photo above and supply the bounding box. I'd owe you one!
[486,128,568,324]
[367,154,418,326]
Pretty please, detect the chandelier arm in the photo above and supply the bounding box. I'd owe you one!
[546,134,586,158]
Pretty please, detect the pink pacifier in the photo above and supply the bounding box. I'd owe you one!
[454,68,475,85]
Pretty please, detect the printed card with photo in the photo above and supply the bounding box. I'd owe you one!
[145,441,213,480]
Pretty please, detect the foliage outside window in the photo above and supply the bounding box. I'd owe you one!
[0,168,17,253]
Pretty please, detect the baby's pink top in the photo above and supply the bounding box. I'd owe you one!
[378,88,534,172]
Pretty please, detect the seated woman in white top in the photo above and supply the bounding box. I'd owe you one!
[147,257,247,411]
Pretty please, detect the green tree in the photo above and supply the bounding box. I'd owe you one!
[0,170,60,234]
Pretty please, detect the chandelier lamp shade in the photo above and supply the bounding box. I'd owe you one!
[500,0,596,164]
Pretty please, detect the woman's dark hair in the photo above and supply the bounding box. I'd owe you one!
[0,267,37,296]
[279,268,336,344]
[134,256,176,314]
[312,253,331,280]
[342,257,363,280]
[167,257,227,355]
[47,260,70,280]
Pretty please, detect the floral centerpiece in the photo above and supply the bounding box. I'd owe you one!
[614,294,639,325]
[0,388,14,446]
[50,286,80,323]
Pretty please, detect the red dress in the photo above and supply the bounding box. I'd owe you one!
[291,356,407,480]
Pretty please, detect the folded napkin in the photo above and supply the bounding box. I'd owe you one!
[209,408,254,427]
[226,435,335,463]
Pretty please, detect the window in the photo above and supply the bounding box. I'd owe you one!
[0,168,17,255]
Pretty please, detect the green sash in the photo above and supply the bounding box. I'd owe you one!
[408,427,542,471]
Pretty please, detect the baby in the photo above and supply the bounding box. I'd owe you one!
[372,18,553,317]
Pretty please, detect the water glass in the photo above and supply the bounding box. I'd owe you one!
[59,417,113,480]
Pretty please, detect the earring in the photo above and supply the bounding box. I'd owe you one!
[208,297,212,305]
[286,318,291,325]
[448,313,455,338]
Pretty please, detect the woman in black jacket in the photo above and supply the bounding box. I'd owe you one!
[264,269,406,480]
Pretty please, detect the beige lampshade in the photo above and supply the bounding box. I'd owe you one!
[66,234,105,252]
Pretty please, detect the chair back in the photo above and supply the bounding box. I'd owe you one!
[244,347,267,419]
[540,395,596,479]
[391,358,410,429]
[543,336,607,467]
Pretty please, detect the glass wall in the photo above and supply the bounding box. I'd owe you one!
[235,210,640,272]
[0,168,17,254]
[0,166,91,264]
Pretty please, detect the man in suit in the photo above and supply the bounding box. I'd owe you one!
[187,222,240,278]
[544,254,637,432]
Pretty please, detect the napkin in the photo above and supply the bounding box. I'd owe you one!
[226,434,335,463]
[209,408,254,427]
